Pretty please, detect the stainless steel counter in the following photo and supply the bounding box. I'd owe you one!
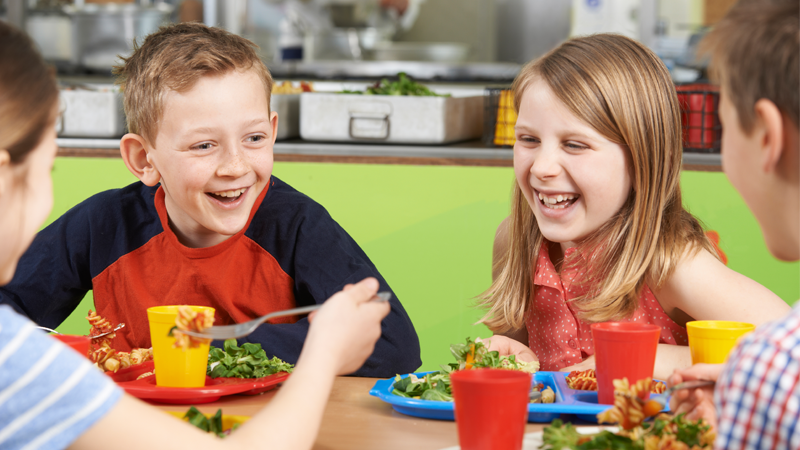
[56,138,721,170]
[268,61,522,83]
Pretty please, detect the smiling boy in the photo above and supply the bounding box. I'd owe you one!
[0,23,421,377]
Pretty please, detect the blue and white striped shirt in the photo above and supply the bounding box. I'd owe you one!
[0,305,122,449]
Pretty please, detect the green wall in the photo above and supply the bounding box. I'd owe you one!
[49,157,799,372]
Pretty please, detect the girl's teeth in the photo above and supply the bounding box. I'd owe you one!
[538,192,578,209]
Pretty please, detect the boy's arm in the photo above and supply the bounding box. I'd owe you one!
[241,196,421,377]
[232,274,420,378]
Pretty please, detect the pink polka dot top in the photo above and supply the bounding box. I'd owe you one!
[526,241,689,371]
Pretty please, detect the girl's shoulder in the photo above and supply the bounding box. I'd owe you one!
[653,244,789,326]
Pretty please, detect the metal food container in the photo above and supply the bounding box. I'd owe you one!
[58,84,125,138]
[299,93,483,144]
[63,3,173,71]
[272,94,300,140]
[369,42,470,63]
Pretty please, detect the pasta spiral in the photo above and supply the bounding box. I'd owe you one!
[565,368,666,393]
[85,309,152,373]
[597,377,650,430]
[172,306,215,350]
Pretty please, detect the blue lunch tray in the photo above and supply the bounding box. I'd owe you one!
[369,371,670,423]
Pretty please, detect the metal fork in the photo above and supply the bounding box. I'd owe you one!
[36,322,125,339]
[178,291,391,340]
[89,323,126,339]
[647,380,716,409]
[617,379,716,415]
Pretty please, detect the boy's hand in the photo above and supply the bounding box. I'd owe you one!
[668,364,721,430]
[486,335,538,363]
[304,278,390,376]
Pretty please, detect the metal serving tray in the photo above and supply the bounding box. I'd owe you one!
[58,84,125,138]
[272,94,300,140]
[299,93,483,144]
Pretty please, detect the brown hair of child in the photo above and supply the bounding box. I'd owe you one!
[479,34,717,330]
[0,22,59,164]
[700,0,799,132]
[113,22,274,145]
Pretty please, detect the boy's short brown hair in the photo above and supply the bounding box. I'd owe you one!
[114,22,273,144]
[700,0,799,133]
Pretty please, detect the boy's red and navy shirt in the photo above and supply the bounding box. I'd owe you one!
[0,177,421,377]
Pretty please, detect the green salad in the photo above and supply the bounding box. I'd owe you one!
[341,72,449,97]
[207,339,294,379]
[541,415,714,449]
[182,407,239,438]
[391,337,540,402]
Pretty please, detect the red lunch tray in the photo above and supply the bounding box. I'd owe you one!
[105,361,290,404]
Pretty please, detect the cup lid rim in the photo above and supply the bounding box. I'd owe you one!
[449,368,532,383]
[686,320,755,329]
[590,322,661,332]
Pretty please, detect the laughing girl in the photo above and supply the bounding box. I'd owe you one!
[479,34,789,379]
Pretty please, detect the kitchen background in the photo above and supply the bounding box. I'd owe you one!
[1,0,797,371]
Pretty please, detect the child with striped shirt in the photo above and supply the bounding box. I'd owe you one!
[0,21,389,450]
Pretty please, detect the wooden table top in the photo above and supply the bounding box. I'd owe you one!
[153,376,552,450]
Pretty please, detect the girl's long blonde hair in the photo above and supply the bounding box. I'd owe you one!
[479,34,717,332]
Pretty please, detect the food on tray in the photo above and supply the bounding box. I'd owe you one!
[87,309,116,343]
[531,382,556,404]
[115,347,153,370]
[272,80,314,94]
[650,379,667,394]
[136,370,155,380]
[391,337,550,403]
[341,72,449,97]
[565,369,599,391]
[207,339,294,379]
[565,368,667,393]
[171,306,214,349]
[541,377,715,449]
[181,406,241,438]
[598,377,653,430]
[87,310,153,373]
[450,337,539,372]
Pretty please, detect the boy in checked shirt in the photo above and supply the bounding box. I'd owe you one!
[668,0,799,448]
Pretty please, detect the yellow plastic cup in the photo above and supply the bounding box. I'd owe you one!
[686,320,755,364]
[147,305,214,388]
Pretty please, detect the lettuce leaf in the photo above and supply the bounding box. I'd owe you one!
[391,337,538,401]
[207,339,294,379]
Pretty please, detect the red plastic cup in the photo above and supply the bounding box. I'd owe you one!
[53,334,91,359]
[451,369,531,450]
[591,322,660,405]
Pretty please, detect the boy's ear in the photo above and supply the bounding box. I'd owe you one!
[754,99,785,174]
[270,110,279,145]
[120,133,161,186]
